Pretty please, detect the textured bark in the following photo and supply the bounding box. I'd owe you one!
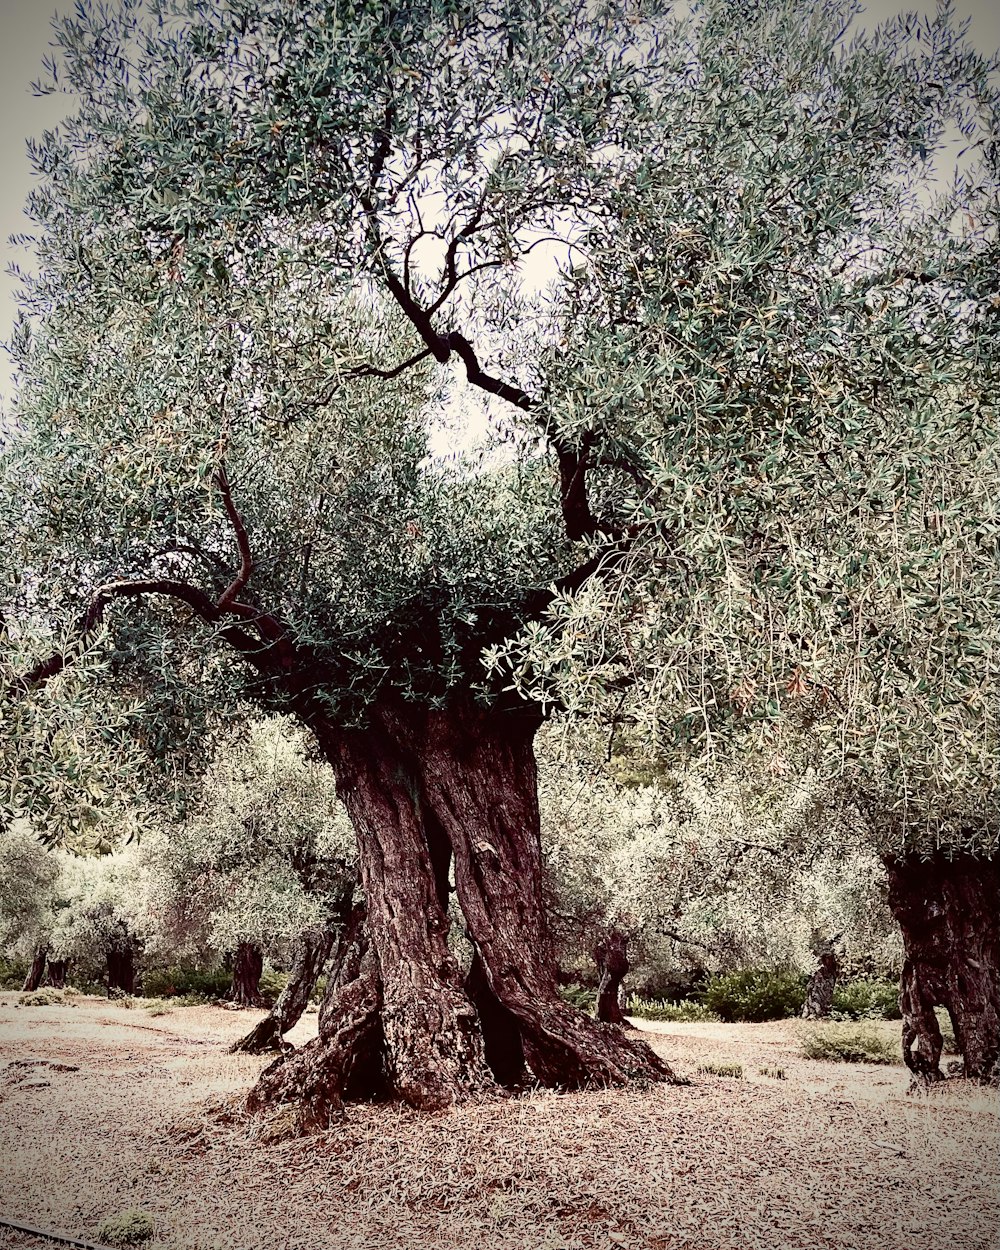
[254,704,492,1117]
[22,947,47,992]
[418,696,678,1089]
[886,852,1000,1084]
[247,904,389,1133]
[228,941,266,1008]
[231,922,337,1054]
[801,949,840,1020]
[247,693,677,1130]
[594,929,630,1025]
[45,959,69,990]
[107,943,136,996]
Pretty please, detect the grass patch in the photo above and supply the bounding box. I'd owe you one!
[19,988,64,1007]
[96,1210,155,1247]
[696,1061,744,1079]
[758,1065,787,1080]
[626,995,719,1022]
[801,1023,899,1065]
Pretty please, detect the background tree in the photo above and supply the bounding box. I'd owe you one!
[141,716,355,1038]
[0,821,62,989]
[46,847,150,995]
[540,730,899,1011]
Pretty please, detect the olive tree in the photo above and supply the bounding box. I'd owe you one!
[141,716,356,1044]
[4,0,996,1124]
[0,821,62,988]
[540,733,898,1016]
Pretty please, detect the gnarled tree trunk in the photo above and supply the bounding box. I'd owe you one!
[886,852,999,1084]
[415,697,675,1089]
[231,920,338,1054]
[594,929,630,1025]
[228,941,266,1008]
[107,942,136,996]
[802,949,840,1020]
[245,693,676,1132]
[22,947,47,992]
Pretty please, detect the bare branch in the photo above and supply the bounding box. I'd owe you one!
[215,463,253,610]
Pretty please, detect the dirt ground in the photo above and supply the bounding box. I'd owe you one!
[0,992,997,1250]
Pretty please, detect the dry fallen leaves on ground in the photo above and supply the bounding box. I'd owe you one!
[0,993,997,1250]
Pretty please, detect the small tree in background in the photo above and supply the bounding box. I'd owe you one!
[0,821,62,989]
[47,848,150,995]
[141,717,355,1019]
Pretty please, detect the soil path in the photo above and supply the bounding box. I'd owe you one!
[1,993,997,1250]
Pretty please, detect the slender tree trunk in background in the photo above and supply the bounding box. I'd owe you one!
[802,949,840,1020]
[22,947,47,992]
[594,929,630,1025]
[107,942,136,996]
[886,853,1000,1083]
[45,959,69,990]
[417,696,677,1088]
[231,920,338,1054]
[228,941,266,1008]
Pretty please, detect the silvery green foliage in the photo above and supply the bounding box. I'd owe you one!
[46,843,151,967]
[487,3,1000,856]
[0,821,62,957]
[0,619,147,844]
[3,0,997,863]
[139,717,355,963]
[538,726,899,978]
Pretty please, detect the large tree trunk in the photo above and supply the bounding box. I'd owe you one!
[247,704,493,1125]
[231,921,338,1054]
[228,941,266,1008]
[107,942,136,996]
[416,696,676,1088]
[886,852,999,1084]
[22,947,47,992]
[594,929,630,1025]
[45,959,69,990]
[802,948,840,1020]
[245,694,676,1133]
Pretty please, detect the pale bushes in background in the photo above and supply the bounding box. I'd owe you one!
[138,716,356,971]
[538,726,901,991]
[0,820,62,961]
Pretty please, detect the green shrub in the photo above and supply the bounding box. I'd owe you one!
[259,969,288,1003]
[559,985,597,1013]
[0,956,28,989]
[19,988,64,1007]
[700,969,807,1022]
[697,1061,743,1078]
[831,978,901,1021]
[141,965,232,1000]
[801,1024,899,1065]
[96,1210,155,1247]
[626,995,720,1022]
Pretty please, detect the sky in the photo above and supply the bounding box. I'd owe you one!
[1,0,998,407]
